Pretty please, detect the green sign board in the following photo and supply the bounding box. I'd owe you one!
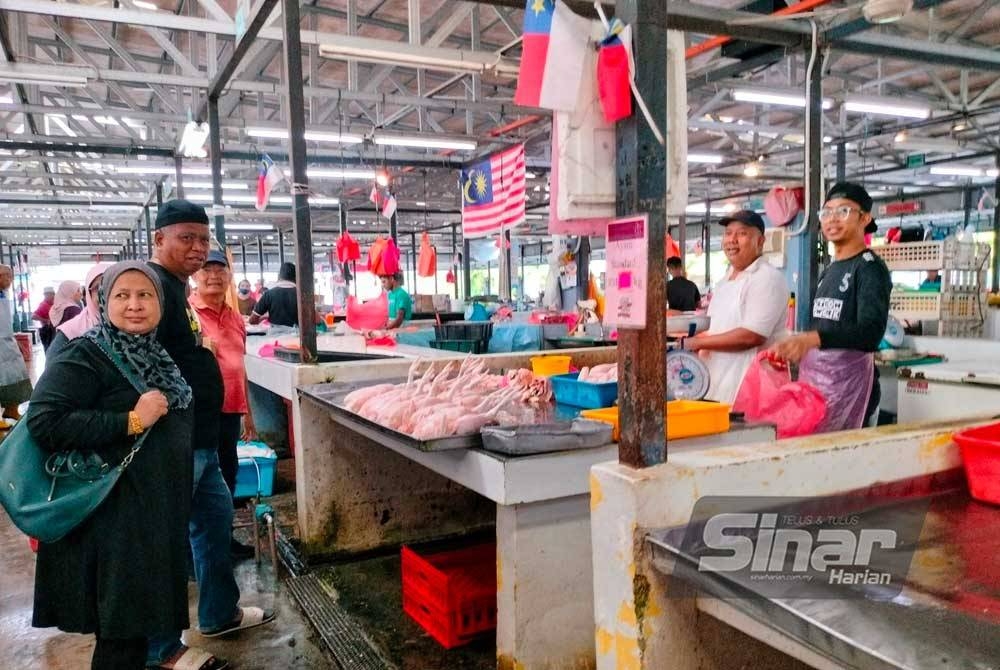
[906,153,926,169]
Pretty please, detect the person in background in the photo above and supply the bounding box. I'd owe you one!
[47,263,113,360]
[147,199,273,670]
[381,272,413,329]
[920,270,941,289]
[33,286,56,350]
[250,262,298,327]
[0,264,31,427]
[27,261,193,670]
[666,256,701,312]
[682,211,789,405]
[191,250,258,559]
[770,182,891,431]
[48,280,83,330]
[253,278,267,302]
[236,279,256,317]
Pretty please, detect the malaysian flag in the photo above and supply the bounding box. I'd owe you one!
[460,144,526,238]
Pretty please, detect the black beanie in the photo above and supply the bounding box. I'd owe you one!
[155,199,209,229]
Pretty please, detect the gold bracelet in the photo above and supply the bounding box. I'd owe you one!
[127,411,145,436]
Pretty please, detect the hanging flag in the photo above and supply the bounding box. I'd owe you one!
[369,184,384,209]
[382,192,397,219]
[460,144,526,239]
[514,0,593,112]
[255,154,285,211]
[597,19,633,123]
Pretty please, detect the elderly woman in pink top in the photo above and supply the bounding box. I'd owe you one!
[46,263,113,360]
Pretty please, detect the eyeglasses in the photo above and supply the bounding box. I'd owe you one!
[818,205,863,222]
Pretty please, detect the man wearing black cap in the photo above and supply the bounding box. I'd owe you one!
[770,182,891,431]
[683,210,790,404]
[147,200,273,670]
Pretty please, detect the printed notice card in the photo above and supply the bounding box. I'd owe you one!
[604,214,648,329]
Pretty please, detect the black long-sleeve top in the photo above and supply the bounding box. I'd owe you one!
[811,249,892,352]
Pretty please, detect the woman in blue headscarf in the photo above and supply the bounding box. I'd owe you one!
[26,261,194,670]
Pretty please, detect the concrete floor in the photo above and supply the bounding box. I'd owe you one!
[0,503,335,669]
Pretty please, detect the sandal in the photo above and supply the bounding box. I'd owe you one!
[150,645,229,670]
[200,605,276,638]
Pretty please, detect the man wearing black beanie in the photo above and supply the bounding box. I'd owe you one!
[146,200,274,670]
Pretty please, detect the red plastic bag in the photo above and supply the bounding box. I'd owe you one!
[366,237,401,276]
[417,231,437,277]
[346,293,389,331]
[665,234,681,259]
[733,352,826,439]
[336,231,360,263]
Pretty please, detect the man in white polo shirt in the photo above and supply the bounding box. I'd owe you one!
[682,210,789,404]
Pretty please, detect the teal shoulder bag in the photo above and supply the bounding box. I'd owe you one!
[0,338,151,544]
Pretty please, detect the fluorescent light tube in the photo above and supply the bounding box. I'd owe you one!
[988,169,999,178]
[307,168,376,180]
[132,0,159,9]
[687,153,724,164]
[184,181,250,190]
[244,127,363,144]
[309,197,340,205]
[115,165,215,175]
[373,135,476,151]
[317,42,520,76]
[226,224,274,231]
[188,193,256,204]
[733,87,833,110]
[929,165,984,177]
[844,96,930,119]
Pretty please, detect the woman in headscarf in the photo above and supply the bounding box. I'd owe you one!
[47,280,83,330]
[26,261,195,670]
[46,263,113,360]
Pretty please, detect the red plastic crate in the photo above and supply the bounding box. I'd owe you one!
[401,543,497,648]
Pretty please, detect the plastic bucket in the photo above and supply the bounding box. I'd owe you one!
[953,422,1000,505]
[530,355,571,377]
[14,333,30,362]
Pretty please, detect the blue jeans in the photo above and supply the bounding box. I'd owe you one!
[147,449,241,665]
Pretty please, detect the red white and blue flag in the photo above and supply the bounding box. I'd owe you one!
[597,19,633,122]
[255,154,285,211]
[460,144,526,239]
[514,0,592,112]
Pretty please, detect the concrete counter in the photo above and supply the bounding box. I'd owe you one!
[296,366,774,670]
[589,418,985,670]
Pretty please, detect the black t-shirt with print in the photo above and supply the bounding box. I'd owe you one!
[811,249,892,352]
[254,286,299,327]
[149,262,223,449]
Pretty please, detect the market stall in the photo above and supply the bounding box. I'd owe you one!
[293,347,776,668]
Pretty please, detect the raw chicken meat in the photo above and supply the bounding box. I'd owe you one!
[342,356,555,440]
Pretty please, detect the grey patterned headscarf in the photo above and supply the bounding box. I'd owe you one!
[84,261,192,409]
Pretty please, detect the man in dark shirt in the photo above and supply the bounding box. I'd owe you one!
[666,255,701,312]
[249,261,298,327]
[770,182,891,428]
[147,200,273,670]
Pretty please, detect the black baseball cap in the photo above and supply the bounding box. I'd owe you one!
[719,210,765,234]
[155,198,209,229]
[205,249,228,267]
[825,182,878,234]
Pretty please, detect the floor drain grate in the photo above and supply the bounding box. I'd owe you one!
[286,573,396,670]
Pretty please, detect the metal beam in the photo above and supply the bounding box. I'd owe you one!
[281,0,316,364]
[208,97,225,246]
[200,0,280,118]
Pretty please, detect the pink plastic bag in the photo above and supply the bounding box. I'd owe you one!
[346,293,389,331]
[733,352,826,439]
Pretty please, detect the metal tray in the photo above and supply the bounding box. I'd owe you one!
[480,419,613,456]
[299,381,486,452]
